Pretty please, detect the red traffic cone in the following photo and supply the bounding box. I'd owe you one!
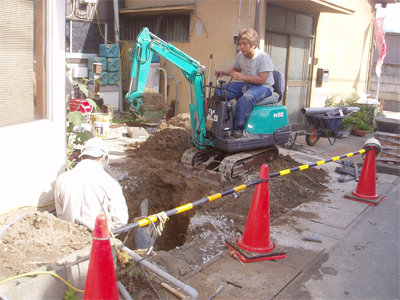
[226,164,286,263]
[84,214,119,300]
[344,145,386,206]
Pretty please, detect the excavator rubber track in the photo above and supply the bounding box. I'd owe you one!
[219,146,279,180]
[177,146,279,182]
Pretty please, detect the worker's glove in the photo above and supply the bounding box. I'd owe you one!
[150,212,169,236]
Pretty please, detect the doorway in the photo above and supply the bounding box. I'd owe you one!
[265,5,316,131]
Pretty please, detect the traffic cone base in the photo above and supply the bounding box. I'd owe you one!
[226,238,286,263]
[343,144,386,206]
[344,193,386,206]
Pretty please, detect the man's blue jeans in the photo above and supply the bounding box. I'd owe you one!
[215,82,272,132]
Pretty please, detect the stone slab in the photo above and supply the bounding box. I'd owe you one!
[184,253,299,300]
[292,201,360,229]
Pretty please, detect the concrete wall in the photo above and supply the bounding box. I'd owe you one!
[0,1,66,213]
[370,63,400,111]
[310,0,374,107]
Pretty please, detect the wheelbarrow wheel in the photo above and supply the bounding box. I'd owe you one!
[306,125,320,146]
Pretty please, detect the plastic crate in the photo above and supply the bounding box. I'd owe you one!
[69,99,93,113]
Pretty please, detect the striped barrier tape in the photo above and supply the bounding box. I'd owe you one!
[112,147,370,235]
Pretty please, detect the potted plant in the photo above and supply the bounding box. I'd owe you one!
[352,121,372,136]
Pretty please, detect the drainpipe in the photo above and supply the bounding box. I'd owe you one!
[175,80,182,116]
[157,67,168,104]
[121,246,199,300]
[248,0,252,28]
[254,0,260,32]
[238,0,242,34]
[113,0,124,113]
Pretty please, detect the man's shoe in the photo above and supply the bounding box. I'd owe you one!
[232,130,243,138]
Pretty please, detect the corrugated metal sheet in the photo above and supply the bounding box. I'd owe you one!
[373,33,400,65]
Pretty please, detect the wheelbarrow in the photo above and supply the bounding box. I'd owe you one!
[301,106,360,146]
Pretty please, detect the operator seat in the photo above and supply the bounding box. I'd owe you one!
[255,70,285,106]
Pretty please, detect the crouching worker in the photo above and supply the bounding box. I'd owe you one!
[55,138,128,230]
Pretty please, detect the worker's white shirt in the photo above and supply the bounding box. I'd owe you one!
[55,159,128,230]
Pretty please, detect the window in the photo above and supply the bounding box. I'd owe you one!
[66,20,107,57]
[0,0,46,127]
[120,14,191,42]
[266,6,314,37]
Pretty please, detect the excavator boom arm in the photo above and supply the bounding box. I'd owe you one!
[127,27,210,149]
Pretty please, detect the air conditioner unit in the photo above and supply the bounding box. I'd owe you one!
[79,0,97,4]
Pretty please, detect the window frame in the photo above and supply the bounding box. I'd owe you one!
[66,20,108,58]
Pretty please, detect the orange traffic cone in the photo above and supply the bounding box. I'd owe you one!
[344,145,386,206]
[225,164,286,263]
[84,214,119,300]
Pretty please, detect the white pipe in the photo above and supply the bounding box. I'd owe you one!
[117,281,133,300]
[156,67,168,103]
[113,0,124,113]
[175,81,182,116]
[238,0,242,35]
[66,0,75,19]
[121,246,199,300]
[248,0,252,28]
[75,216,94,232]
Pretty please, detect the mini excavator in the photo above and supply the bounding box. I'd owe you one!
[126,28,291,180]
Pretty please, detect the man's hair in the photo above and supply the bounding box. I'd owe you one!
[238,28,259,47]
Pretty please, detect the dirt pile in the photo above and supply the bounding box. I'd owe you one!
[0,209,92,281]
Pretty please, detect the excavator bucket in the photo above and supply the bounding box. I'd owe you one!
[173,163,223,185]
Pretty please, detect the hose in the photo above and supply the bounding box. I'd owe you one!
[0,211,37,237]
[0,271,84,293]
[0,201,55,218]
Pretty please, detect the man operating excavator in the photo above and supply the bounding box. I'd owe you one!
[214,28,275,138]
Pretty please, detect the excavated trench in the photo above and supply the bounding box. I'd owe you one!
[113,113,329,253]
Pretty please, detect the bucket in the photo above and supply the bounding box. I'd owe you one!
[91,113,110,138]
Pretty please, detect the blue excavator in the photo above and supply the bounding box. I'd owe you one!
[126,28,291,180]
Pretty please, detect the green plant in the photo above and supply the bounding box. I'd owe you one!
[324,91,376,133]
[63,281,79,300]
[66,79,100,169]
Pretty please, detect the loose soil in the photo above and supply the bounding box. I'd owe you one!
[0,113,329,299]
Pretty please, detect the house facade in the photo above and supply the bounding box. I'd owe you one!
[119,0,396,130]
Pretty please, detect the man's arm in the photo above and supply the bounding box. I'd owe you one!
[214,67,241,77]
[108,183,129,229]
[230,71,269,85]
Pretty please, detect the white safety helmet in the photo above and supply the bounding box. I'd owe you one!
[79,138,109,165]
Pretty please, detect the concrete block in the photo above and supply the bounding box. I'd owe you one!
[127,127,149,141]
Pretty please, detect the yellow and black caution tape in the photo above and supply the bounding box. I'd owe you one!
[112,148,371,235]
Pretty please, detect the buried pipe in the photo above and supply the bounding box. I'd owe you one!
[120,245,199,300]
[75,216,94,232]
[117,281,133,300]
